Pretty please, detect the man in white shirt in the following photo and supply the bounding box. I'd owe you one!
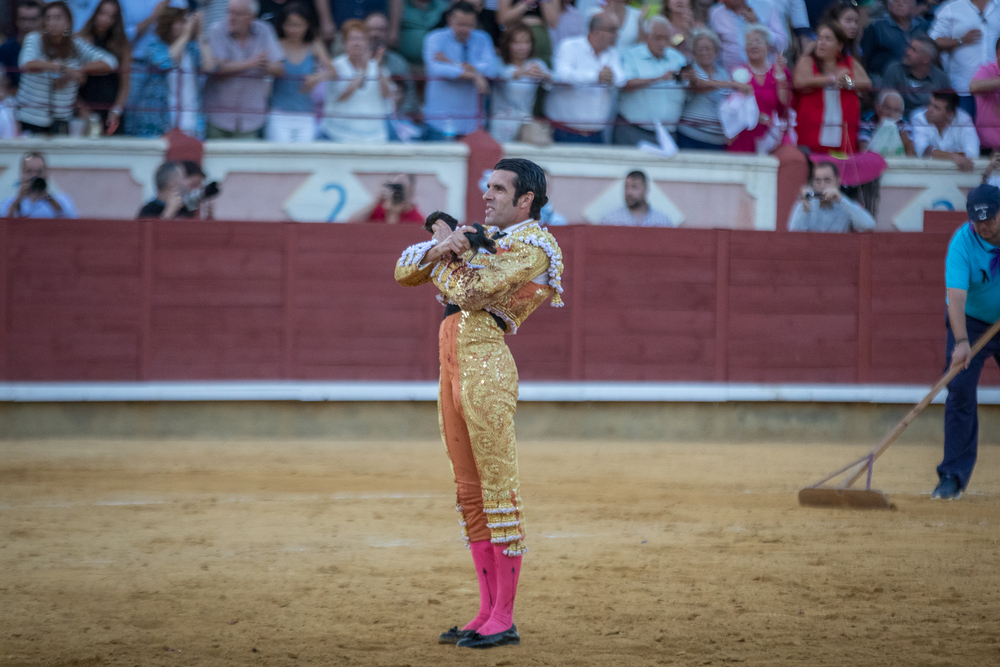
[929,0,1000,118]
[614,16,687,146]
[545,12,626,143]
[0,152,78,219]
[912,91,981,171]
[788,162,875,233]
[600,171,673,226]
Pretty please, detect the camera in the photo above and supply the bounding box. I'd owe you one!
[29,177,46,194]
[182,181,220,210]
[386,182,406,205]
[804,190,821,199]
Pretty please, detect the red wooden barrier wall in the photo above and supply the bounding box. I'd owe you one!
[3,220,997,385]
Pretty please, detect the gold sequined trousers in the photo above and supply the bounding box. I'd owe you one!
[438,310,526,556]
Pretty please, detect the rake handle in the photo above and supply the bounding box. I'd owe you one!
[839,315,1000,489]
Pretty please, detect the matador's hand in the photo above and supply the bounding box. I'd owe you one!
[440,228,474,256]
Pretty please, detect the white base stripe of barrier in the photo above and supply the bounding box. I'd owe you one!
[0,381,998,404]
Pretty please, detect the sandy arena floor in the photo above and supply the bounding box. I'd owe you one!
[2,438,1000,667]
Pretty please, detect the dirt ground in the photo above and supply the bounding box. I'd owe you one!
[2,438,1000,667]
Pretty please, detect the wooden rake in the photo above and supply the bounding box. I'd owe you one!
[799,316,1000,509]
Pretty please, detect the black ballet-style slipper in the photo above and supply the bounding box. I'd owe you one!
[456,624,519,649]
[438,626,474,644]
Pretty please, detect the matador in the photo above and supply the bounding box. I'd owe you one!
[394,159,564,649]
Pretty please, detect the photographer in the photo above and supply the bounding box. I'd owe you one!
[348,173,424,224]
[788,161,875,233]
[180,161,219,219]
[137,162,195,219]
[1,152,78,219]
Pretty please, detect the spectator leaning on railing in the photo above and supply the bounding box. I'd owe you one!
[545,11,624,144]
[858,89,916,156]
[676,28,743,151]
[859,89,915,156]
[929,0,1000,119]
[788,161,875,233]
[490,21,552,144]
[203,0,284,139]
[728,23,791,153]
[16,1,117,135]
[1,152,78,219]
[267,3,332,143]
[970,36,1000,153]
[614,16,687,147]
[912,91,980,171]
[77,0,131,136]
[421,1,498,140]
[793,21,870,155]
[321,20,395,143]
[126,7,211,138]
[880,35,949,116]
[0,0,43,94]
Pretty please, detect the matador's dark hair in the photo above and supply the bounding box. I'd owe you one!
[493,158,547,220]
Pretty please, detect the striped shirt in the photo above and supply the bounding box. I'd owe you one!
[677,63,731,146]
[16,33,117,127]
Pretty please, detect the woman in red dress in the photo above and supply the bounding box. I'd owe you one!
[793,22,871,155]
[728,24,792,153]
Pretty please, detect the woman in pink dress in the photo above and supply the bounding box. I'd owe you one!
[728,24,791,153]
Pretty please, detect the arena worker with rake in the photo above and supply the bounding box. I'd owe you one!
[394,158,564,649]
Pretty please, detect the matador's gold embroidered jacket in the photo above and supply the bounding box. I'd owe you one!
[394,221,564,332]
[394,221,564,556]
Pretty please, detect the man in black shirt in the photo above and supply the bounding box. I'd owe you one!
[137,162,196,219]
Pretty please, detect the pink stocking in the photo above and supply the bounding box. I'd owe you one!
[475,544,521,636]
[462,540,497,631]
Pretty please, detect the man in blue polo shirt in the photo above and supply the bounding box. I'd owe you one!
[934,184,1000,499]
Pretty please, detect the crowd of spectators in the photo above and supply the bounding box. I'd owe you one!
[5,0,1000,230]
[0,0,996,158]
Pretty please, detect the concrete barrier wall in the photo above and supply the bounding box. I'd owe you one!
[0,139,986,229]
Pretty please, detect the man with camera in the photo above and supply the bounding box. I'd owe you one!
[788,161,875,233]
[348,173,424,224]
[1,152,78,219]
[138,162,194,219]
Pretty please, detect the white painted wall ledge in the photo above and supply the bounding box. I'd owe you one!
[1,381,998,404]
